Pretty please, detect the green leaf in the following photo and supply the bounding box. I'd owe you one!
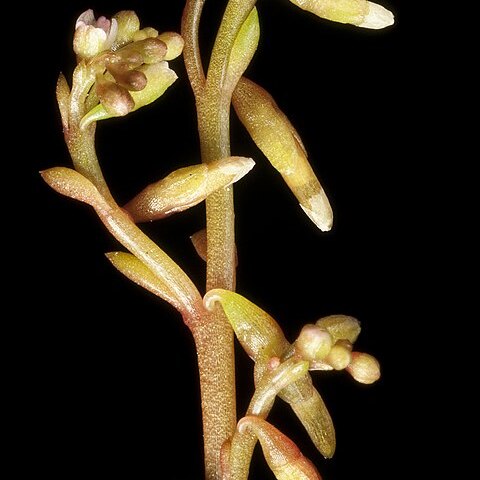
[124,157,254,222]
[233,78,333,231]
[106,252,183,312]
[203,289,289,360]
[238,416,322,479]
[225,7,260,94]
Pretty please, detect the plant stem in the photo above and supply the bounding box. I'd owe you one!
[181,0,206,97]
[183,1,257,478]
[66,125,116,205]
[66,63,116,205]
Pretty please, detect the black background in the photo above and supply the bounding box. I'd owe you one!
[26,1,405,478]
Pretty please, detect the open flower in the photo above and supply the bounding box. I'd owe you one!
[66,10,185,129]
[74,9,118,59]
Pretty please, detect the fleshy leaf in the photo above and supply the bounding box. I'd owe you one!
[238,416,322,480]
[203,289,289,360]
[125,157,254,222]
[225,7,260,94]
[279,375,336,458]
[233,78,333,231]
[105,251,183,312]
[288,0,394,29]
[41,167,202,320]
[40,167,104,205]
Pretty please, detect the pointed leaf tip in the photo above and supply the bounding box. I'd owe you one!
[56,73,70,131]
[226,7,260,94]
[299,192,333,232]
[359,2,394,29]
[233,78,333,231]
[40,167,102,206]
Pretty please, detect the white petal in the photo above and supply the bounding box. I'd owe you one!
[76,9,95,29]
[358,2,394,30]
[104,18,118,50]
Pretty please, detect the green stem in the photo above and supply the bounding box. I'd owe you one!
[181,0,206,98]
[66,124,116,205]
[65,63,116,205]
[183,1,257,479]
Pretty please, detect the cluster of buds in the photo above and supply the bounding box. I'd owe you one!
[292,316,380,383]
[204,288,381,465]
[71,9,184,128]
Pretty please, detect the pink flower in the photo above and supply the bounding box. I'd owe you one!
[73,9,118,59]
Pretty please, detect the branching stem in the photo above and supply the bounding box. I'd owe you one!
[182,1,257,478]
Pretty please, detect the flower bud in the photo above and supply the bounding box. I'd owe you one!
[325,340,352,370]
[112,10,140,48]
[95,76,134,116]
[133,27,160,42]
[346,352,380,384]
[295,324,332,362]
[157,32,185,60]
[80,61,178,128]
[107,50,144,69]
[316,314,361,344]
[118,38,168,64]
[106,63,147,91]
